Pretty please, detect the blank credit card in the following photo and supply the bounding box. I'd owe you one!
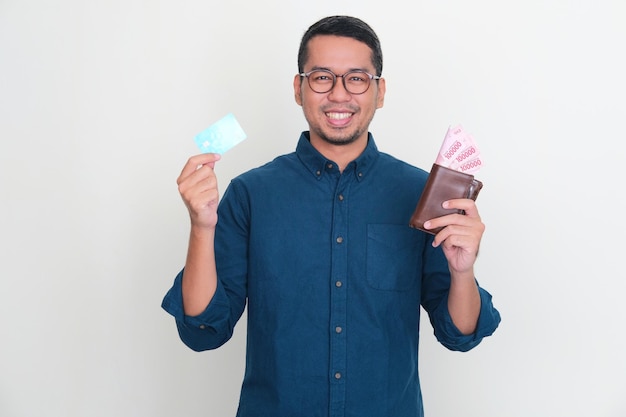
[194,113,247,154]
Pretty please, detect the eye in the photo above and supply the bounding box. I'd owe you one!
[312,72,333,82]
[347,72,368,83]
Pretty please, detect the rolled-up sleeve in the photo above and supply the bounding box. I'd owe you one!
[427,284,501,352]
[420,236,501,352]
[161,269,239,352]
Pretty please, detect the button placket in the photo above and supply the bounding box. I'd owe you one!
[329,175,350,413]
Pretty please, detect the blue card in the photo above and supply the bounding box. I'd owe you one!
[194,113,247,154]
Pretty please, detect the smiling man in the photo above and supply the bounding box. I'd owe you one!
[162,15,501,417]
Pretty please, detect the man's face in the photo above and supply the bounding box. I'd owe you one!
[293,35,385,147]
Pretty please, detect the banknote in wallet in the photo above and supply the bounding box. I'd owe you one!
[409,125,484,234]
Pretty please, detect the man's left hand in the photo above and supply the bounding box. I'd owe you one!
[423,199,485,274]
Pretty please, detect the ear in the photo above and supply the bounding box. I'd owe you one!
[293,74,303,106]
[376,77,386,109]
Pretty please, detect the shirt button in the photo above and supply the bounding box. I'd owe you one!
[199,325,206,330]
[336,236,343,244]
[316,170,321,176]
[335,281,343,288]
[358,172,363,177]
[327,163,333,169]
[338,194,344,201]
[335,372,342,379]
[335,326,342,333]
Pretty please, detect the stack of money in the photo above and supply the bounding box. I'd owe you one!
[434,125,483,174]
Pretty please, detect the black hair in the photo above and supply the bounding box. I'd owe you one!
[297,15,383,76]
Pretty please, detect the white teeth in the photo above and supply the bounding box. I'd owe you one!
[326,112,351,120]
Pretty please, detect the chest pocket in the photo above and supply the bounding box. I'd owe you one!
[366,224,424,291]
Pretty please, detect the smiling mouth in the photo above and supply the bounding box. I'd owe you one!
[326,112,353,120]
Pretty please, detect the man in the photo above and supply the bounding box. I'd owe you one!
[162,15,501,417]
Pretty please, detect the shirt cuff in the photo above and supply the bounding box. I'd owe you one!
[161,268,231,330]
[432,286,501,352]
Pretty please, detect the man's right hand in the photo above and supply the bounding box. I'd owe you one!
[177,153,222,229]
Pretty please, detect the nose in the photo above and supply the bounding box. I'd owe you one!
[328,75,351,101]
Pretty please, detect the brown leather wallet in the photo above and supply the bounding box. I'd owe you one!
[409,163,483,234]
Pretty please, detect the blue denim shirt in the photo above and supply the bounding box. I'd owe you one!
[162,132,501,417]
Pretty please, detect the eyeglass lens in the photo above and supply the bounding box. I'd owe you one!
[306,70,373,94]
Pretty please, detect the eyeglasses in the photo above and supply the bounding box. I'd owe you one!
[299,69,381,95]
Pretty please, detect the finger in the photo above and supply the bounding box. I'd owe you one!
[185,180,220,210]
[442,225,482,252]
[178,153,221,184]
[428,214,484,248]
[178,165,218,198]
[442,198,480,217]
[178,173,220,221]
[423,212,471,235]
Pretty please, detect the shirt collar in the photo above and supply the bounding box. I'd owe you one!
[295,131,379,181]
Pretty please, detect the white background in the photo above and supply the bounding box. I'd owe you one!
[1,1,625,416]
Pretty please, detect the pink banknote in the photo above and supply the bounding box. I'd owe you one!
[434,125,483,174]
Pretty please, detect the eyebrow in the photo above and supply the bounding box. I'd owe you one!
[309,66,372,73]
